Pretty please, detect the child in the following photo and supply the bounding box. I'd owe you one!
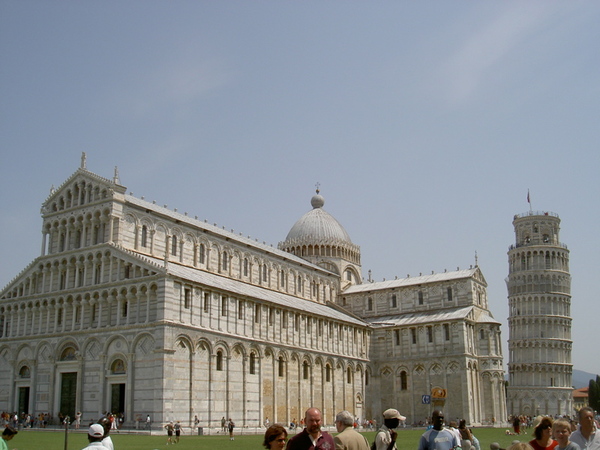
[553,419,581,450]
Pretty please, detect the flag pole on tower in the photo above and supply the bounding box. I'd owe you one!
[527,189,532,213]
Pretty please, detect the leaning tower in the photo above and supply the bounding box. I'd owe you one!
[506,211,573,416]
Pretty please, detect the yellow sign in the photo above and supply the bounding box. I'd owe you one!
[431,386,447,399]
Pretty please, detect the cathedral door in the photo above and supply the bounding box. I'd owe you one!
[18,386,30,414]
[111,383,125,415]
[60,372,77,417]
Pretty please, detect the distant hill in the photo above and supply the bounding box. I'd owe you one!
[573,369,599,389]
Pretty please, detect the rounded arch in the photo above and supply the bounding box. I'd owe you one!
[102,337,129,363]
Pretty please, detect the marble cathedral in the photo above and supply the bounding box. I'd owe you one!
[0,156,506,428]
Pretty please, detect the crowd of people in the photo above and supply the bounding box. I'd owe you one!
[2,404,598,450]
[257,406,599,450]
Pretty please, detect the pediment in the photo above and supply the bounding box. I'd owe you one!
[41,168,126,215]
[473,266,487,286]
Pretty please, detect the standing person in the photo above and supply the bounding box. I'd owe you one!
[286,407,335,450]
[174,421,182,443]
[374,409,405,450]
[221,417,227,433]
[194,415,200,432]
[165,422,174,445]
[228,418,235,441]
[145,415,151,430]
[418,410,460,450]
[529,416,558,450]
[553,418,581,450]
[334,410,370,450]
[264,424,288,450]
[74,411,82,430]
[109,413,118,433]
[98,416,115,450]
[458,419,474,450]
[571,407,600,450]
[0,427,18,450]
[81,424,110,450]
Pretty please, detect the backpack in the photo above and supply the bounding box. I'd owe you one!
[371,429,384,450]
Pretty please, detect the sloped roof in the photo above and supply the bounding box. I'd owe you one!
[343,267,483,294]
[365,305,501,327]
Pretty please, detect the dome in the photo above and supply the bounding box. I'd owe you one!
[283,192,353,244]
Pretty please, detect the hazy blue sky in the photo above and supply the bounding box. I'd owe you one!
[1,1,599,376]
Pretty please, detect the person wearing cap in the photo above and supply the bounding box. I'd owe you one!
[97,416,115,450]
[286,407,334,450]
[334,410,370,450]
[418,410,459,450]
[81,424,110,450]
[374,409,405,450]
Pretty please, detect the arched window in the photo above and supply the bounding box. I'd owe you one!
[367,297,373,311]
[222,252,228,271]
[278,357,284,377]
[19,366,31,378]
[303,361,309,380]
[171,235,177,256]
[122,299,128,318]
[446,287,453,302]
[262,264,268,282]
[326,364,331,382]
[418,291,424,305]
[391,294,397,308]
[400,370,408,390]
[347,367,352,383]
[199,244,205,264]
[216,351,223,371]
[141,225,148,247]
[243,258,249,276]
[249,352,256,375]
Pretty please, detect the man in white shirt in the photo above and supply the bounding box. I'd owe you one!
[571,407,600,450]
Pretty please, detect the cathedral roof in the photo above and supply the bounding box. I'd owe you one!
[282,190,353,246]
[343,267,484,293]
[365,305,501,327]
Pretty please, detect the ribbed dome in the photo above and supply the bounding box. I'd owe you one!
[284,192,353,244]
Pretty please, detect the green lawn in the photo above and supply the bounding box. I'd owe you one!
[6,426,532,450]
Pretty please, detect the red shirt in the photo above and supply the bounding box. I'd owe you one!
[529,439,559,450]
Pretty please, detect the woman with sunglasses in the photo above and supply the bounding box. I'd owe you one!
[530,416,559,450]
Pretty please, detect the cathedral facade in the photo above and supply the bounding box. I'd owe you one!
[0,157,506,427]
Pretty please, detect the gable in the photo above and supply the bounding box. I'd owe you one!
[41,168,126,216]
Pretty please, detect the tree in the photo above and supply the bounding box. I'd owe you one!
[589,375,600,412]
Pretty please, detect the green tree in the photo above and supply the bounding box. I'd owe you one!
[589,375,600,412]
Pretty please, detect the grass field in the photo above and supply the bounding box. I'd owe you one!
[5,426,532,450]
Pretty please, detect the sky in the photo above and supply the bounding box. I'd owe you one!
[1,1,599,376]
